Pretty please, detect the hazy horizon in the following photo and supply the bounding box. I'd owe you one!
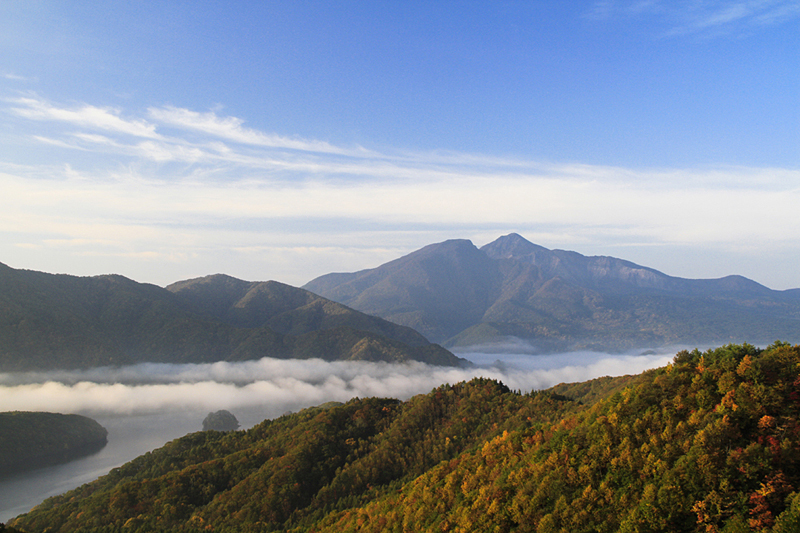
[2,2,798,290]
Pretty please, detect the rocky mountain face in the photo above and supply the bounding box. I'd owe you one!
[0,264,462,371]
[305,233,800,351]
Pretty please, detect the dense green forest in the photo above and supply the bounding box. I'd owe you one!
[0,412,107,476]
[9,342,800,532]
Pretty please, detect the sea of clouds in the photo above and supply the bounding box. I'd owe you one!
[0,349,679,421]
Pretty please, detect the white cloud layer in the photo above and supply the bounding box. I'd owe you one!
[0,352,675,417]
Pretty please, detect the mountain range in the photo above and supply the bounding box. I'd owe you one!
[0,264,461,371]
[305,233,800,352]
[3,233,798,370]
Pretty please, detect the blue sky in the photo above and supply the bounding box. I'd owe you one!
[1,1,798,289]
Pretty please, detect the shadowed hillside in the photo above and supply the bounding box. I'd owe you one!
[0,264,462,371]
[304,239,500,342]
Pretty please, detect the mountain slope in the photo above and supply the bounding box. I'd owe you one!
[312,342,800,533]
[305,234,800,351]
[0,264,462,371]
[305,240,501,342]
[11,343,800,532]
[166,274,429,347]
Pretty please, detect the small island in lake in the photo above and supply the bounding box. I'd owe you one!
[202,410,240,432]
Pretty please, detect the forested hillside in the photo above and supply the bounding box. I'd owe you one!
[0,264,461,370]
[10,342,800,532]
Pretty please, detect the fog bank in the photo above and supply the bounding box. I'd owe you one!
[0,351,675,419]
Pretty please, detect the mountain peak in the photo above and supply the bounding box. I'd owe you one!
[480,233,550,260]
[419,238,476,254]
[166,273,250,292]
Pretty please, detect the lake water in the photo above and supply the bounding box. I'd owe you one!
[0,350,676,522]
[0,412,198,522]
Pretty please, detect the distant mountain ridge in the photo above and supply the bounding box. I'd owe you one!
[0,265,462,371]
[304,233,800,351]
[166,274,429,347]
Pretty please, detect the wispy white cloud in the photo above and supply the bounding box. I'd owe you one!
[753,1,800,23]
[7,97,382,167]
[702,3,750,27]
[71,132,118,146]
[587,0,800,35]
[9,97,160,138]
[3,72,30,81]
[8,98,552,178]
[148,106,353,155]
[669,1,779,34]
[31,135,86,150]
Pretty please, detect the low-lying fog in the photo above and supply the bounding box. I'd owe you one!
[0,349,678,419]
[0,347,680,522]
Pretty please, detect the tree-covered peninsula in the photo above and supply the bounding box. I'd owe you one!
[0,412,107,477]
